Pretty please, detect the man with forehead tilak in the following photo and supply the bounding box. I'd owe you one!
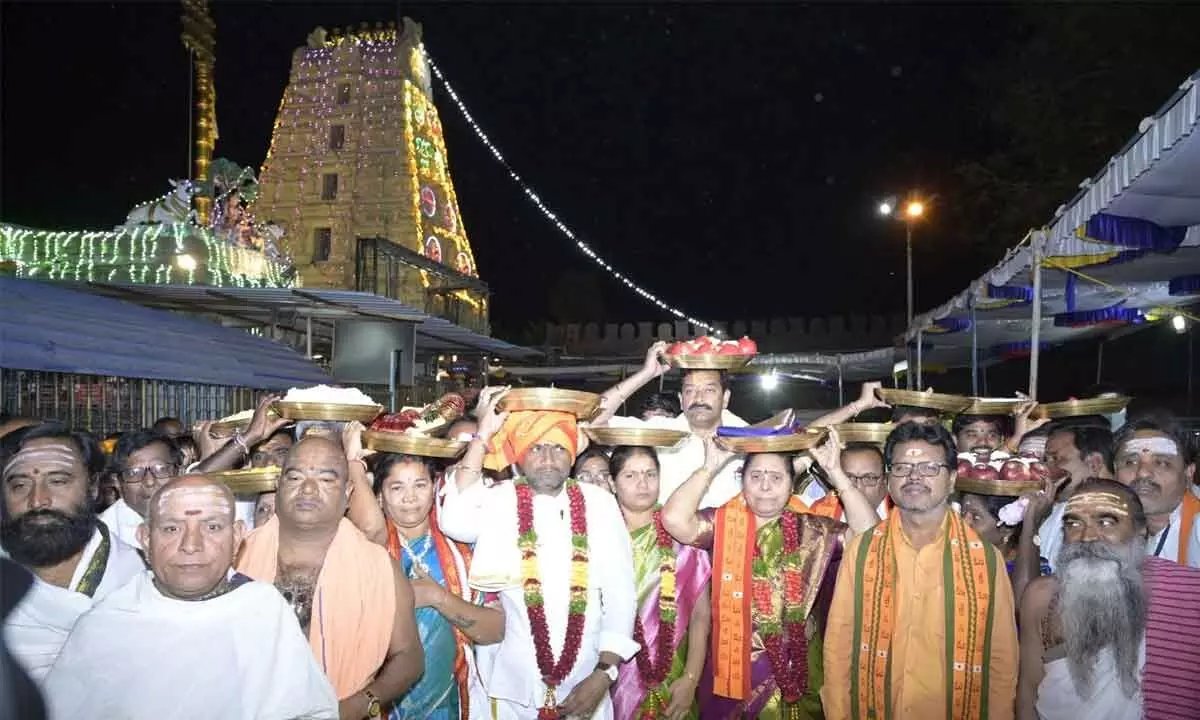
[821,422,1017,720]
[43,475,338,719]
[1111,419,1200,567]
[237,435,423,719]
[1017,479,1200,720]
[438,387,639,720]
[0,423,144,681]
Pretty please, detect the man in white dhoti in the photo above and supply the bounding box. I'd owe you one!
[439,387,639,720]
[594,341,888,508]
[43,474,338,720]
[1,423,144,681]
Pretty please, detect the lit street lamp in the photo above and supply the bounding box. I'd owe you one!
[877,195,929,331]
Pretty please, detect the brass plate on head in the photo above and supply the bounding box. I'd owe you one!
[363,431,468,459]
[498,388,601,419]
[583,427,688,448]
[876,389,972,413]
[835,423,894,446]
[272,401,383,423]
[1032,396,1131,419]
[665,353,754,370]
[719,427,828,454]
[210,466,280,495]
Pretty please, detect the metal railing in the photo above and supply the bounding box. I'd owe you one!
[0,369,256,435]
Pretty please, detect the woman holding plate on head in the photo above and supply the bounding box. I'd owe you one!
[590,428,712,720]
[372,444,505,720]
[662,427,878,719]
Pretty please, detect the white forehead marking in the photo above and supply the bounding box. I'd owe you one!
[1124,437,1179,457]
[155,485,233,513]
[3,448,80,478]
[904,447,925,458]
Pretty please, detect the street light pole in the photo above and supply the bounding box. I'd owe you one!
[905,220,914,329]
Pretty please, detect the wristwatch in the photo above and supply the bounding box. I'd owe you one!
[595,661,619,684]
[362,689,382,719]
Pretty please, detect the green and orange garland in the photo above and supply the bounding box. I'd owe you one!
[516,480,589,720]
[631,510,679,718]
[751,509,809,704]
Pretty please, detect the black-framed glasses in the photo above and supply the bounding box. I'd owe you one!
[889,462,950,478]
[846,472,885,486]
[120,463,178,485]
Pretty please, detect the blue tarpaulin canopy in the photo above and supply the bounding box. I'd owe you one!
[0,276,330,389]
[903,70,1200,392]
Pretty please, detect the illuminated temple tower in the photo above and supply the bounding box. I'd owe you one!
[253,19,487,331]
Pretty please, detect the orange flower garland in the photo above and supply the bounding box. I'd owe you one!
[631,510,678,718]
[750,509,808,703]
[516,480,589,720]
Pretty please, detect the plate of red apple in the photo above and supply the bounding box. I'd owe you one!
[954,449,1060,496]
[664,336,758,369]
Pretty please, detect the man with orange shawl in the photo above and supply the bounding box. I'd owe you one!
[373,450,504,719]
[438,387,639,720]
[236,434,423,719]
[821,421,1017,720]
[662,429,879,719]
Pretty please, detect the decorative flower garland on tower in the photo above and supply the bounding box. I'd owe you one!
[631,510,679,718]
[516,480,589,720]
[750,509,808,704]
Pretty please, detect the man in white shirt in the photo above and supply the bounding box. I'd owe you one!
[44,474,338,719]
[1033,423,1114,572]
[99,429,183,546]
[440,388,639,720]
[1110,416,1199,567]
[596,341,888,509]
[1,423,144,680]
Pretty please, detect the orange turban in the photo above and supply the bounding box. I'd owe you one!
[483,411,579,472]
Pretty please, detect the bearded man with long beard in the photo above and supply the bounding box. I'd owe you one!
[0,423,144,681]
[1017,479,1200,720]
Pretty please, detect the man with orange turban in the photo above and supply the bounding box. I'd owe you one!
[439,388,638,720]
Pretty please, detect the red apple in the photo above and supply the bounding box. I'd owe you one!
[737,336,758,354]
[1000,459,1029,482]
[717,343,743,355]
[956,459,974,477]
[974,464,1000,482]
[1028,461,1050,480]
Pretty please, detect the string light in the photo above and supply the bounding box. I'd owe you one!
[0,223,292,288]
[422,46,718,334]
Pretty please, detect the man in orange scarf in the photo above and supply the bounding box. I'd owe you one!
[822,422,1017,720]
[236,435,423,719]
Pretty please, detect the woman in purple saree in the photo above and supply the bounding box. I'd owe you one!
[609,445,712,719]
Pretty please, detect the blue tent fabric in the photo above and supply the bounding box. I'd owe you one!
[0,277,329,389]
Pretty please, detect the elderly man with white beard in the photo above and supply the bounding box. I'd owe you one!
[1017,479,1200,720]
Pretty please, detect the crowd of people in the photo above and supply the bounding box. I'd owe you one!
[2,340,1200,720]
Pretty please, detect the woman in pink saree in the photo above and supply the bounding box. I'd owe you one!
[609,445,712,719]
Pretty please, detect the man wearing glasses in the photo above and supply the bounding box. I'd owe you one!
[98,431,182,547]
[806,442,891,523]
[822,422,1018,720]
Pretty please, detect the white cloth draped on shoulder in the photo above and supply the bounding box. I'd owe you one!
[439,478,639,719]
[2,525,144,682]
[607,410,747,509]
[97,498,144,548]
[42,571,338,720]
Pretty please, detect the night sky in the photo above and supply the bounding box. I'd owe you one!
[2,3,1195,339]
